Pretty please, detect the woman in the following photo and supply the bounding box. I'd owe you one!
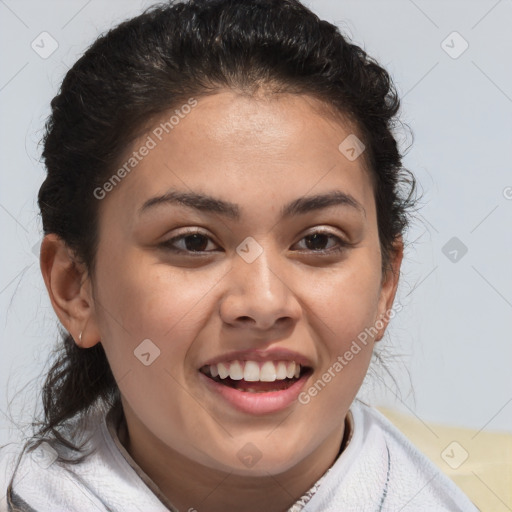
[1,0,479,510]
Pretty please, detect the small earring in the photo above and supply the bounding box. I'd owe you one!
[79,331,82,343]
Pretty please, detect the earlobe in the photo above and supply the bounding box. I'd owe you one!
[40,234,101,349]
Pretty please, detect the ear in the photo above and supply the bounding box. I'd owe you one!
[374,237,404,342]
[40,233,101,349]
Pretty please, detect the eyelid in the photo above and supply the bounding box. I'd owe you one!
[301,226,349,241]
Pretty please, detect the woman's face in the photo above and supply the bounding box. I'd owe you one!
[88,90,401,476]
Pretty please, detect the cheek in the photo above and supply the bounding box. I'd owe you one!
[304,253,381,385]
[297,266,380,412]
[99,248,205,327]
[308,252,382,339]
[93,251,225,370]
[92,255,220,426]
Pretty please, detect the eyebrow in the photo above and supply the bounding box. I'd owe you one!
[139,188,366,220]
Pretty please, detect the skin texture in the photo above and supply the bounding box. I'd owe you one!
[41,90,403,512]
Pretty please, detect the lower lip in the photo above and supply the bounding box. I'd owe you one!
[199,371,311,415]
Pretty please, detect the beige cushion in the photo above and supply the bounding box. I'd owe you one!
[377,407,512,512]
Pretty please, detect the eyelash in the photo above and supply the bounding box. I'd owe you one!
[159,229,352,256]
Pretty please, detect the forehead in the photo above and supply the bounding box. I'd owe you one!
[100,91,375,223]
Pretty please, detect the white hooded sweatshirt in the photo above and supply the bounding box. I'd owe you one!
[0,400,480,512]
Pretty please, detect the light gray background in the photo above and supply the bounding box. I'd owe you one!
[1,0,511,452]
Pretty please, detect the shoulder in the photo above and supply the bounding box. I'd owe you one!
[353,401,481,511]
[2,404,169,512]
[303,401,481,512]
[0,441,23,512]
[0,407,107,512]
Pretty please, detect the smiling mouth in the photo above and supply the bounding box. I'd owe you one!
[199,360,313,393]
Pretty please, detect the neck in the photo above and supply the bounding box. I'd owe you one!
[115,408,351,512]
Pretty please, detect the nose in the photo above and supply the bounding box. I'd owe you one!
[219,242,302,331]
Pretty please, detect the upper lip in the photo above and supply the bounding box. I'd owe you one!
[199,348,314,369]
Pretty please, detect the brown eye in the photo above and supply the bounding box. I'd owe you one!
[294,230,351,254]
[160,231,219,254]
[304,233,334,251]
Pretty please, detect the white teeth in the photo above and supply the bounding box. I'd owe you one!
[207,360,304,381]
[260,361,277,382]
[229,360,244,380]
[276,361,288,380]
[243,361,260,382]
[217,362,229,379]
